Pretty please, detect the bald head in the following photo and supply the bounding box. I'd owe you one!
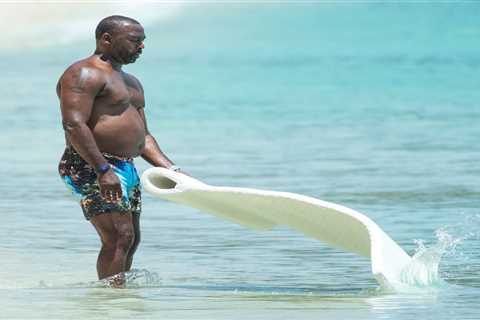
[95,15,140,40]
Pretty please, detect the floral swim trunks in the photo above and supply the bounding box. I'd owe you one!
[58,147,141,220]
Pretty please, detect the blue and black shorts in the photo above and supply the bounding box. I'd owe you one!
[59,147,141,220]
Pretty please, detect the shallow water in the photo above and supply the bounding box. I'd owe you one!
[1,2,480,319]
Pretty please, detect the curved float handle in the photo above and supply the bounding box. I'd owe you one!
[141,167,207,195]
[141,167,413,288]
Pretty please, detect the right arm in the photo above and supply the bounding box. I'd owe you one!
[59,66,122,202]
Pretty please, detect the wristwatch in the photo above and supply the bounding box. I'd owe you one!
[96,163,111,174]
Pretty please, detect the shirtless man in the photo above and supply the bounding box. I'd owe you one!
[57,16,181,283]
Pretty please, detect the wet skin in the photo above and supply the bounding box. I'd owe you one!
[68,59,147,157]
[57,24,147,158]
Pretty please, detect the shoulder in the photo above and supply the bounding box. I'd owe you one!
[60,57,106,93]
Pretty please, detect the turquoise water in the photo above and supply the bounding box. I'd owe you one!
[1,3,480,319]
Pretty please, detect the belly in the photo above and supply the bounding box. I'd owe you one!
[90,106,146,158]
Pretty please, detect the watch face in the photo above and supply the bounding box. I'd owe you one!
[97,163,110,174]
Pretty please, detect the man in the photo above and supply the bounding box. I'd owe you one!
[57,15,181,284]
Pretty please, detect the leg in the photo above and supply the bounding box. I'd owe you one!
[125,213,141,271]
[62,148,139,283]
[90,212,135,280]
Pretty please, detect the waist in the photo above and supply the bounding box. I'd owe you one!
[66,146,134,163]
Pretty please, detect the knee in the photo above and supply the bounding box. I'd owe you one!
[101,236,117,251]
[116,228,135,252]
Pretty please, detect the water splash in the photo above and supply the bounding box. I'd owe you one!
[98,268,161,289]
[39,268,162,289]
[396,214,479,289]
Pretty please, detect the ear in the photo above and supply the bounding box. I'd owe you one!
[100,33,113,44]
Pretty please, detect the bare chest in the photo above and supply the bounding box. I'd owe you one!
[95,73,144,111]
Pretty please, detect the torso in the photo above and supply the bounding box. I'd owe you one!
[58,55,146,158]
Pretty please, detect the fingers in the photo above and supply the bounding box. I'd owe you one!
[98,170,123,203]
[113,185,123,202]
[101,185,123,203]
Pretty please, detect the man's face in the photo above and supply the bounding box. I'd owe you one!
[110,23,145,65]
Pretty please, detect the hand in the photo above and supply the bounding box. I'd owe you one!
[97,169,122,203]
[166,165,191,177]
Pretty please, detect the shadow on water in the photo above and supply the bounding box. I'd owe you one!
[39,268,369,296]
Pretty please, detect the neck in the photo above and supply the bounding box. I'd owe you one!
[94,49,122,71]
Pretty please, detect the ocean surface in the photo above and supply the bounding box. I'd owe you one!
[1,2,479,319]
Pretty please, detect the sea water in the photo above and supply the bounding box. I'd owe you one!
[1,2,479,319]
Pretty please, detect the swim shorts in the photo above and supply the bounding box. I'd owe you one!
[58,147,141,220]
